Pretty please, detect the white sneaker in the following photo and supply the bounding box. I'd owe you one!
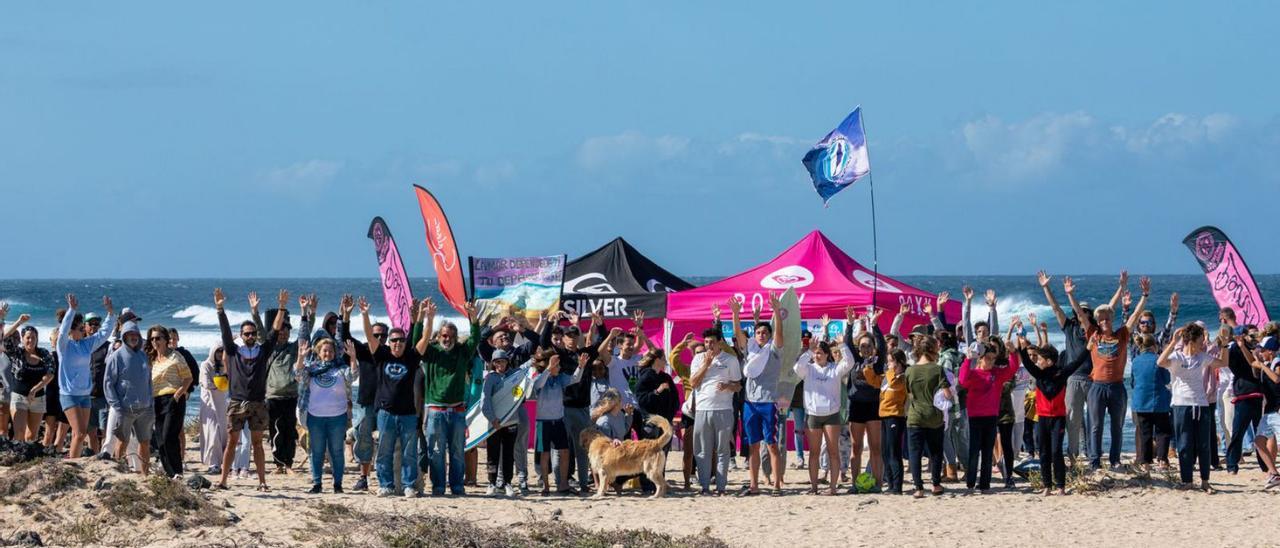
[504,484,516,497]
[378,488,394,497]
[486,485,498,496]
[403,487,417,498]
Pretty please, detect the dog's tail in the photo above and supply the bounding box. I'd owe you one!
[639,415,673,453]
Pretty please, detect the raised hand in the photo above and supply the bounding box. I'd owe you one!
[633,309,644,328]
[345,339,357,361]
[1011,316,1024,331]
[548,354,561,374]
[768,292,781,309]
[416,298,431,318]
[1170,292,1180,314]
[0,302,7,320]
[868,306,883,323]
[1062,276,1076,295]
[1122,290,1132,308]
[578,353,591,369]
[845,305,857,324]
[923,302,933,316]
[358,296,371,315]
[341,294,355,316]
[213,289,225,309]
[962,286,975,302]
[590,313,603,327]
[728,297,743,315]
[66,293,79,310]
[899,303,909,315]
[248,291,261,311]
[298,294,308,311]
[1028,312,1037,326]
[298,338,311,356]
[1118,270,1129,288]
[985,289,996,306]
[567,312,581,327]
[1037,270,1051,288]
[463,300,479,320]
[681,333,695,346]
[608,327,624,338]
[102,296,114,316]
[307,294,319,315]
[937,291,950,309]
[277,289,289,307]
[17,313,30,324]
[711,304,722,323]
[1139,276,1151,295]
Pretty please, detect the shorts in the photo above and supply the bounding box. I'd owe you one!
[10,393,46,415]
[847,399,881,424]
[807,412,844,429]
[111,406,155,446]
[743,401,779,445]
[227,400,270,432]
[536,419,570,451]
[89,397,108,431]
[1258,411,1280,440]
[60,393,92,411]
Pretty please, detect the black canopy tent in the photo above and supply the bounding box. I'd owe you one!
[559,237,694,319]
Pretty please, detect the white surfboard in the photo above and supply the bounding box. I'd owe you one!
[464,365,536,451]
[773,287,803,408]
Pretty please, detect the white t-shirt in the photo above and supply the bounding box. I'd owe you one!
[307,369,350,418]
[1167,350,1215,407]
[793,344,857,417]
[609,353,640,406]
[691,351,742,412]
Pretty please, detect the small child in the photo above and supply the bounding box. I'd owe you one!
[480,349,533,497]
[532,352,581,496]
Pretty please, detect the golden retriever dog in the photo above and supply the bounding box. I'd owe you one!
[580,414,673,498]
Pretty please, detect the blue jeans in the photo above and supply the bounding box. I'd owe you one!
[1087,381,1127,468]
[307,413,347,487]
[375,410,419,490]
[424,406,466,495]
[351,403,376,465]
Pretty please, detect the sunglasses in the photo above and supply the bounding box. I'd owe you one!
[372,333,387,340]
[1138,320,1154,325]
[242,331,258,337]
[388,337,407,343]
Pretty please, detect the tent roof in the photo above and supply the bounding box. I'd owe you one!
[560,237,693,318]
[666,230,960,322]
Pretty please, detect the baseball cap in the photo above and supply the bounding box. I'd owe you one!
[1260,336,1279,352]
[492,349,511,362]
[119,307,142,323]
[83,313,102,324]
[909,324,931,338]
[562,325,581,336]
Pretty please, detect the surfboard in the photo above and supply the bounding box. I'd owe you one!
[772,287,803,408]
[464,365,537,451]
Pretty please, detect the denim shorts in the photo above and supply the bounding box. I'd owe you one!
[1258,411,1280,440]
[59,393,93,411]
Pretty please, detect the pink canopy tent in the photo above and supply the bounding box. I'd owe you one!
[665,230,962,347]
[663,230,961,451]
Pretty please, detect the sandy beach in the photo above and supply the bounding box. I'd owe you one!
[3,440,1277,547]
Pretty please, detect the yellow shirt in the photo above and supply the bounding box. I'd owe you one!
[151,352,193,397]
[864,364,908,418]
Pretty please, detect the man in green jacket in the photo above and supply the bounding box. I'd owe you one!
[412,298,480,496]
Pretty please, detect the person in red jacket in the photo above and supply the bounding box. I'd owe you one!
[1017,335,1090,495]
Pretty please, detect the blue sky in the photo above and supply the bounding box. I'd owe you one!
[2,2,1278,278]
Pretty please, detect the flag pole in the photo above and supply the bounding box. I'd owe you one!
[859,108,880,310]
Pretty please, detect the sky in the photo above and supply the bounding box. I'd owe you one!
[2,2,1278,279]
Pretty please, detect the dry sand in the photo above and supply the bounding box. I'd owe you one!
[3,442,1278,547]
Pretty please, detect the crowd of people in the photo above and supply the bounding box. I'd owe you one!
[1,270,1278,500]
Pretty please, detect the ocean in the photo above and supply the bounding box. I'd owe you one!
[3,275,1277,452]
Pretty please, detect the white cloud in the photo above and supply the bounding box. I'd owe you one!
[576,131,691,171]
[473,160,516,185]
[259,159,343,188]
[1113,112,1239,153]
[959,111,1096,181]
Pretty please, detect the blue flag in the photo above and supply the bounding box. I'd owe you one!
[802,107,871,204]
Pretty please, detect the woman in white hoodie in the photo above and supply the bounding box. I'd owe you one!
[793,332,857,495]
[199,344,229,474]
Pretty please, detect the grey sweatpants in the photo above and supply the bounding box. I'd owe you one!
[561,407,592,491]
[695,409,734,492]
[1066,377,1092,459]
[514,411,529,486]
